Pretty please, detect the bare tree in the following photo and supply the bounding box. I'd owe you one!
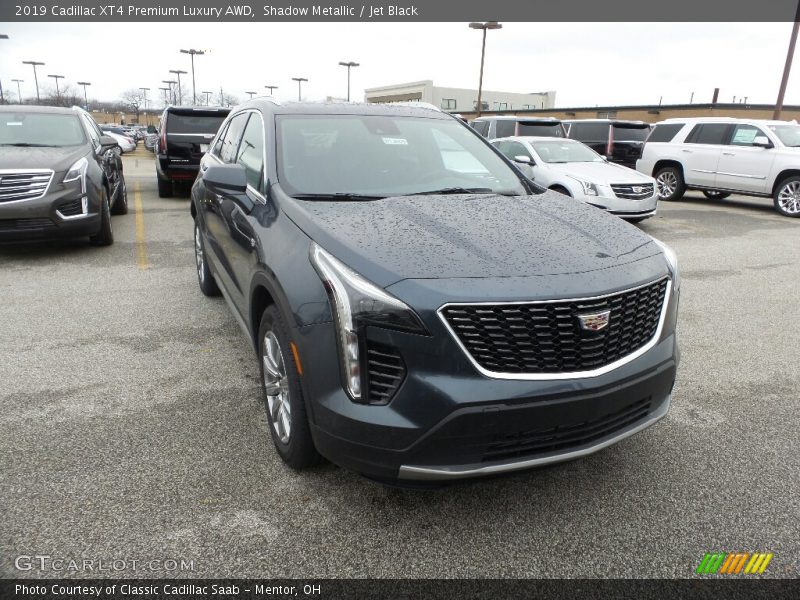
[120,88,144,122]
[41,83,82,107]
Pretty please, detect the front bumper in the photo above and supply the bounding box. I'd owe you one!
[584,190,659,217]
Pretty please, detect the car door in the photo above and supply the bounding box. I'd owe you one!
[217,111,266,309]
[199,112,249,298]
[681,123,731,187]
[82,114,121,198]
[714,124,775,194]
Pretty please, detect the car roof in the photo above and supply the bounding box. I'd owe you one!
[164,105,231,114]
[474,115,562,122]
[563,118,649,126]
[236,99,453,120]
[656,117,795,126]
[492,136,582,143]
[0,104,82,115]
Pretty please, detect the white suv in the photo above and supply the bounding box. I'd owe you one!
[636,117,800,217]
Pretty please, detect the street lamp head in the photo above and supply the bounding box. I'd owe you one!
[169,69,188,75]
[77,81,91,86]
[469,21,502,30]
[180,49,206,56]
[339,61,360,67]
[23,60,45,66]
[292,77,308,82]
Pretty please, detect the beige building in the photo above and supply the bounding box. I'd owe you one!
[364,80,556,113]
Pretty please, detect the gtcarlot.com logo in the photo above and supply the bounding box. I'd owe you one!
[14,555,195,573]
[696,552,773,575]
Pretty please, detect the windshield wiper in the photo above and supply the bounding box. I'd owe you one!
[291,192,386,201]
[405,187,497,196]
[0,142,55,147]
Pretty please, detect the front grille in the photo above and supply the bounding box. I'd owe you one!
[441,278,669,375]
[0,217,55,231]
[611,183,654,200]
[364,342,406,404]
[483,396,652,462]
[0,171,53,202]
[57,198,83,217]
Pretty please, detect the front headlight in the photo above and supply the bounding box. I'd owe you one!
[652,237,680,290]
[566,175,598,196]
[310,243,428,402]
[63,156,88,183]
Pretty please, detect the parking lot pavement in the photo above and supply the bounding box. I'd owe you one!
[1,150,799,579]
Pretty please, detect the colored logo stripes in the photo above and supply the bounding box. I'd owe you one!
[696,552,773,574]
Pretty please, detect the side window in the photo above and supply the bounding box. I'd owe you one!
[568,122,610,142]
[472,120,489,137]
[218,113,249,164]
[82,115,101,146]
[495,120,515,138]
[211,122,229,157]
[236,114,265,193]
[729,124,765,147]
[686,123,730,145]
[647,123,684,143]
[495,141,531,161]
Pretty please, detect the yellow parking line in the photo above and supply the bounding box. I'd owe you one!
[134,181,149,270]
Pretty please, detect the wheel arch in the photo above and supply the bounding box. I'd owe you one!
[772,170,800,196]
[652,159,684,178]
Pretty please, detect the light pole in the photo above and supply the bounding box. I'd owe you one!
[77,81,91,110]
[22,60,45,102]
[292,77,308,101]
[162,80,176,104]
[202,90,212,105]
[338,61,359,102]
[12,79,24,104]
[169,69,187,105]
[159,86,171,106]
[48,74,65,103]
[0,35,7,104]
[139,87,150,125]
[265,85,278,95]
[774,6,800,119]
[180,49,205,105]
[468,21,502,118]
[245,91,257,99]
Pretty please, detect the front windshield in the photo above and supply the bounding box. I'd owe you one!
[768,124,800,147]
[276,114,527,198]
[531,140,603,163]
[0,113,86,147]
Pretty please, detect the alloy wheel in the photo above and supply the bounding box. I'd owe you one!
[656,172,677,199]
[263,331,291,444]
[777,181,800,215]
[194,226,205,284]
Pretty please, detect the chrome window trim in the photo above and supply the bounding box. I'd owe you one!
[437,277,672,381]
[0,168,55,203]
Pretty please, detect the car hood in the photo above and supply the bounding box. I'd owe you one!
[282,189,661,287]
[544,161,653,185]
[0,145,88,173]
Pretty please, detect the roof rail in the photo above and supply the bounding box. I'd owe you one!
[387,101,441,112]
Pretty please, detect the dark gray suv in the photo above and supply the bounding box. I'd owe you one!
[0,105,127,245]
[191,100,680,483]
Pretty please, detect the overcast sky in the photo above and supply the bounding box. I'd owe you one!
[2,22,798,108]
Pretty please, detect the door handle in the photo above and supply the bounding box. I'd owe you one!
[722,152,735,156]
[681,149,692,153]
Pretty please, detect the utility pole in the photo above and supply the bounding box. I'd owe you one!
[22,60,45,102]
[180,49,205,104]
[265,85,278,95]
[12,79,24,104]
[162,80,176,105]
[159,86,170,107]
[246,91,257,99]
[139,87,150,125]
[338,61,359,101]
[169,69,187,105]
[48,74,65,103]
[77,81,91,110]
[774,4,800,120]
[468,22,502,118]
[292,77,308,101]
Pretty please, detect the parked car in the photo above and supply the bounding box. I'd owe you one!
[156,105,230,197]
[0,105,127,245]
[191,100,680,483]
[471,116,567,140]
[144,132,157,152]
[104,131,136,153]
[637,117,800,217]
[492,136,658,222]
[565,119,651,168]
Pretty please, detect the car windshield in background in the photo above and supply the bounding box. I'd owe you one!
[0,113,86,147]
[168,113,227,134]
[768,124,800,147]
[531,140,603,163]
[517,123,565,137]
[277,115,527,198]
[612,125,650,141]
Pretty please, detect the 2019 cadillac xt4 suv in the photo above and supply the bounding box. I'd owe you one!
[191,100,680,483]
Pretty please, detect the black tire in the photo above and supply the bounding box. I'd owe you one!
[626,217,650,224]
[89,189,114,246]
[654,165,686,201]
[773,176,800,218]
[157,175,173,198]
[258,305,321,469]
[111,177,128,215]
[193,222,220,297]
[702,190,730,200]
[550,185,572,197]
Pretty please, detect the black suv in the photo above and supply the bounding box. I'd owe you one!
[155,106,229,197]
[471,116,567,140]
[566,119,651,169]
[192,100,680,483]
[0,105,127,245]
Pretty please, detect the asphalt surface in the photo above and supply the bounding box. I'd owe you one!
[1,147,798,579]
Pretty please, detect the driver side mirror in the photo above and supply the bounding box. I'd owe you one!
[203,163,248,194]
[512,155,534,179]
[99,135,119,150]
[753,136,773,149]
[512,155,532,165]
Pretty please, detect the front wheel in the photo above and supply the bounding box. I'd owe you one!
[194,223,220,296]
[773,177,800,217]
[111,177,128,215]
[89,189,114,246]
[259,306,321,469]
[654,166,686,201]
[703,190,730,200]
